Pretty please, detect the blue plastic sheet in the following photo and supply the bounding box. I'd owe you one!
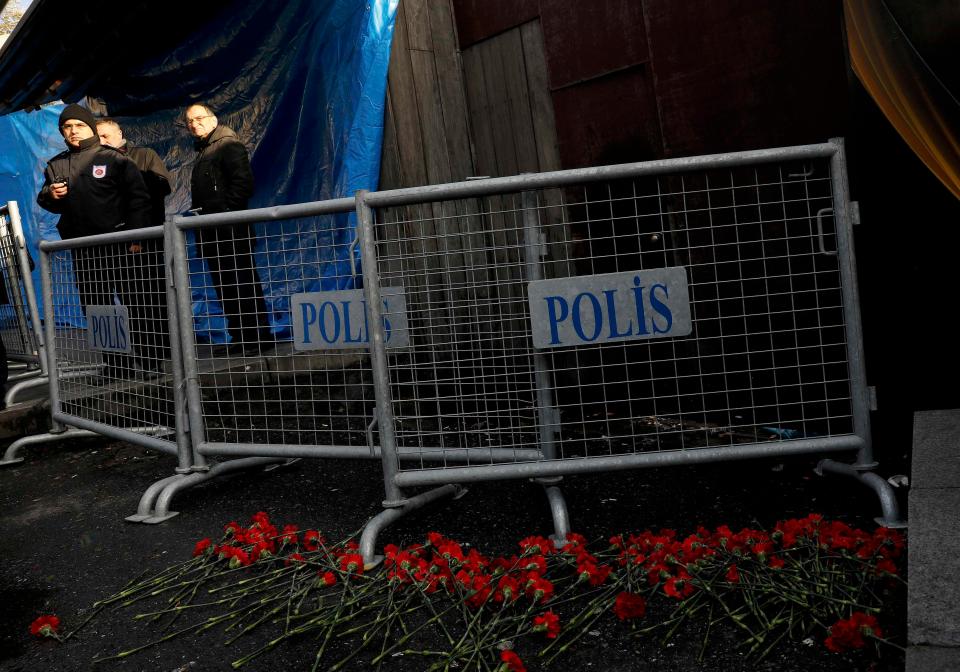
[0,0,398,342]
[0,104,66,324]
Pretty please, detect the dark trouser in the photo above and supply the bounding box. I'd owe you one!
[72,244,130,372]
[196,224,270,346]
[120,238,171,363]
[72,244,121,311]
[73,242,170,366]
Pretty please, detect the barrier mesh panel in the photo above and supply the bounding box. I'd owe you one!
[49,238,175,439]
[183,216,376,449]
[373,158,854,470]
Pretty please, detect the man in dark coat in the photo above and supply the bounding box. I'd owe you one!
[37,103,152,376]
[96,118,171,227]
[97,117,173,366]
[37,104,151,241]
[183,102,271,354]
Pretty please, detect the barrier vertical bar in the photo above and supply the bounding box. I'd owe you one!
[170,218,209,470]
[0,204,34,361]
[355,191,405,506]
[8,202,46,374]
[163,223,195,473]
[828,138,874,469]
[521,190,569,542]
[38,244,65,432]
[521,190,560,460]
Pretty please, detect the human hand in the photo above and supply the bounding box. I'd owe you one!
[50,182,69,200]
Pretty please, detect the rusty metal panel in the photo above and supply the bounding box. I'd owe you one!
[644,0,848,156]
[452,0,538,48]
[539,0,649,90]
[550,67,663,168]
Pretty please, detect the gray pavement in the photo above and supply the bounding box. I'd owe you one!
[907,409,960,671]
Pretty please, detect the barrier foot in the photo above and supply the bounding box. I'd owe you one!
[816,459,907,528]
[4,376,48,407]
[542,482,571,546]
[360,484,464,569]
[126,474,186,522]
[131,457,288,525]
[0,428,100,467]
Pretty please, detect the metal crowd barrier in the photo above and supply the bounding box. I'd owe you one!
[0,201,47,403]
[0,226,192,488]
[170,197,544,465]
[354,138,903,560]
[2,139,903,553]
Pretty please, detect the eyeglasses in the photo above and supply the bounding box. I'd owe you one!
[185,115,213,125]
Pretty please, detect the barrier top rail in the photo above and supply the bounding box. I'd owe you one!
[40,224,165,252]
[362,142,839,207]
[171,196,358,230]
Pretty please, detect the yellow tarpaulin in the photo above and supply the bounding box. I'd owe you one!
[845,0,960,200]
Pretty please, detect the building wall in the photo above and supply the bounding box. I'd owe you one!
[452,0,849,168]
[379,0,474,190]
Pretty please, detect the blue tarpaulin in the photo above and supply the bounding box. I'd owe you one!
[0,0,397,342]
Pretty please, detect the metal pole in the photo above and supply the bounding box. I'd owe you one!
[38,244,65,432]
[164,222,196,473]
[8,202,47,374]
[355,191,406,506]
[364,144,839,208]
[170,218,210,470]
[393,435,865,487]
[828,138,875,469]
[521,190,570,544]
[521,190,559,460]
[0,204,34,362]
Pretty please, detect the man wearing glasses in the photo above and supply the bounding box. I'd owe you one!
[183,103,270,355]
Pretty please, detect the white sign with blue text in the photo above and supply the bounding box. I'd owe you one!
[290,286,409,351]
[527,267,692,349]
[86,304,132,353]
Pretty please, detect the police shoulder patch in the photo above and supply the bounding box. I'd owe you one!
[92,165,107,179]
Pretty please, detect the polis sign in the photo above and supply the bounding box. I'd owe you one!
[290,287,409,351]
[86,304,132,353]
[527,267,692,349]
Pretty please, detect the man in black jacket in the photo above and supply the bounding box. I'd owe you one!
[96,118,171,227]
[184,103,270,354]
[97,117,173,366]
[38,104,151,241]
[37,104,152,376]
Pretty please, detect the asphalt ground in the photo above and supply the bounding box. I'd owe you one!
[0,436,906,671]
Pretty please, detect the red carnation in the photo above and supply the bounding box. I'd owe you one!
[339,552,365,575]
[500,649,527,672]
[285,553,306,566]
[319,571,337,587]
[532,610,561,639]
[725,563,740,584]
[824,612,882,652]
[612,592,647,621]
[29,615,61,639]
[280,524,299,546]
[664,575,695,600]
[519,535,556,555]
[577,561,612,586]
[192,537,212,557]
[875,558,898,577]
[303,530,325,552]
[524,573,555,603]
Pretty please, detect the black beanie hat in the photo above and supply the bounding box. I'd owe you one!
[58,104,98,132]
